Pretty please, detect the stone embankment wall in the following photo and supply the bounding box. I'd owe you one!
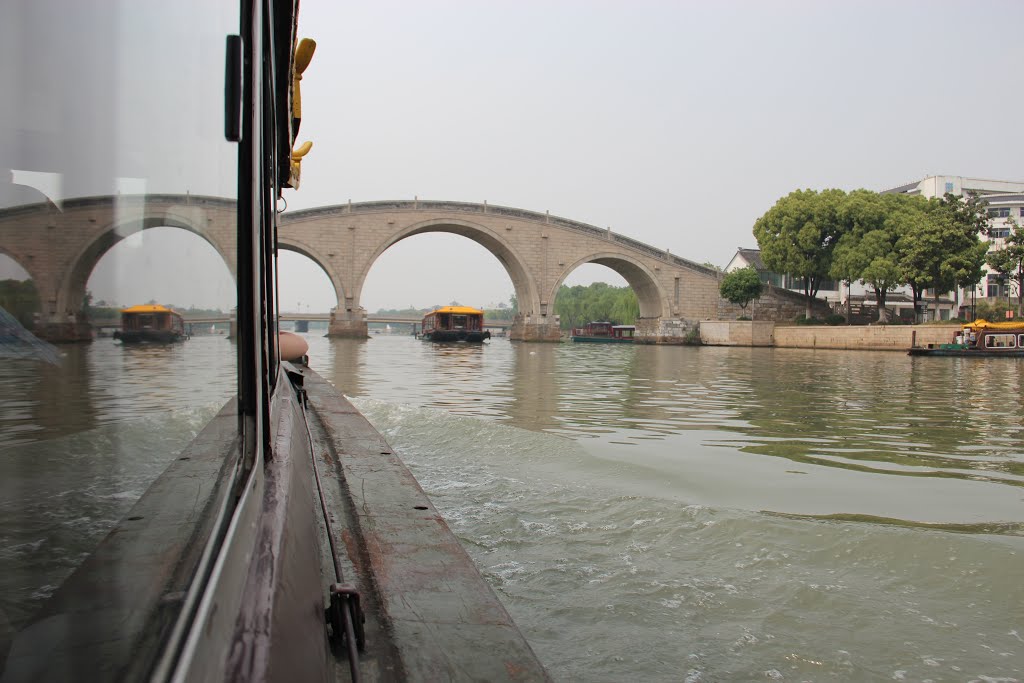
[700,321,775,346]
[700,321,960,351]
[716,284,832,322]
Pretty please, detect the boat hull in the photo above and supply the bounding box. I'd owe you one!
[570,335,633,343]
[422,330,490,342]
[114,330,185,343]
[908,347,1024,357]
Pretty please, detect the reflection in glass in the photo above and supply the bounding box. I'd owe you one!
[0,0,239,670]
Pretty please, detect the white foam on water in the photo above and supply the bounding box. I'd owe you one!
[346,394,1024,681]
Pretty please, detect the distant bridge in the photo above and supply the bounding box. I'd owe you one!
[1,194,821,342]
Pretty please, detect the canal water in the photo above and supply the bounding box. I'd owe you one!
[2,334,1022,681]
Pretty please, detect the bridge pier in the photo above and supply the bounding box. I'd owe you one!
[327,308,369,339]
[509,316,561,342]
[634,317,697,344]
[34,321,93,343]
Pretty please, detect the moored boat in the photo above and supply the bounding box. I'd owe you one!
[420,305,491,342]
[113,304,187,343]
[908,319,1024,357]
[570,321,635,343]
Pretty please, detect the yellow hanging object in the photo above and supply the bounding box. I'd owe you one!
[288,38,316,189]
[292,38,316,124]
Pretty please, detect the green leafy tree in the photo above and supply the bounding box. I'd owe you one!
[0,279,40,326]
[897,197,987,320]
[986,217,1024,317]
[553,283,638,330]
[831,191,902,322]
[937,193,989,316]
[887,195,934,320]
[719,267,764,318]
[753,188,848,318]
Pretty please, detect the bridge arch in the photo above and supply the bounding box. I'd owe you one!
[553,252,666,319]
[355,217,538,317]
[277,238,345,310]
[0,247,40,287]
[59,213,235,318]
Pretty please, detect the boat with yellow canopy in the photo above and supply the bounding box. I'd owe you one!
[908,319,1024,357]
[113,304,187,344]
[419,305,491,342]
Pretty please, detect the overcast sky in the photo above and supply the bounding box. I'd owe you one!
[7,0,1024,313]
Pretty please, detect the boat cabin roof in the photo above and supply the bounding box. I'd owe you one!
[121,304,179,315]
[963,319,1024,332]
[429,306,484,315]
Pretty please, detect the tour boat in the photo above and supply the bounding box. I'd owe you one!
[420,305,491,342]
[113,304,187,343]
[908,319,1024,357]
[570,321,636,343]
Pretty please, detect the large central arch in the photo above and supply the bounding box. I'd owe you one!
[61,214,236,321]
[354,217,537,315]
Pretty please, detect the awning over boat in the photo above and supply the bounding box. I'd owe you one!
[428,306,485,315]
[121,304,178,314]
[963,318,1024,331]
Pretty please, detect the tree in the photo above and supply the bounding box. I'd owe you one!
[0,279,40,326]
[82,290,94,316]
[553,283,638,330]
[753,188,848,318]
[936,193,989,316]
[887,195,934,321]
[986,217,1024,317]
[719,267,763,317]
[897,198,987,321]
[831,190,897,322]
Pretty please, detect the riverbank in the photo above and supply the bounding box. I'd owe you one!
[700,320,959,350]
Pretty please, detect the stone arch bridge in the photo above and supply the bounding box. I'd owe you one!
[0,194,819,342]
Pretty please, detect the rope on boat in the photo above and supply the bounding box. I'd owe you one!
[298,381,364,683]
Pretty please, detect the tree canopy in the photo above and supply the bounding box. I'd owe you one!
[0,279,39,326]
[753,188,846,317]
[897,195,988,318]
[986,217,1024,317]
[719,267,763,316]
[755,187,991,322]
[831,192,906,321]
[553,282,638,330]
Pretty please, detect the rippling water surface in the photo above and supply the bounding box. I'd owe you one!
[311,335,1024,682]
[2,333,1023,681]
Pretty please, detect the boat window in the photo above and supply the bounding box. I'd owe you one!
[1,0,240,674]
[985,333,1016,348]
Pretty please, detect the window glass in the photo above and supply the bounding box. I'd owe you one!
[985,334,1015,348]
[0,0,239,668]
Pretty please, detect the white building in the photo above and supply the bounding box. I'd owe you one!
[884,175,1024,315]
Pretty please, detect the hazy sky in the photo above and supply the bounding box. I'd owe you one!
[7,0,1024,313]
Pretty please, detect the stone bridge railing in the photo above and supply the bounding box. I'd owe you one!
[285,200,721,278]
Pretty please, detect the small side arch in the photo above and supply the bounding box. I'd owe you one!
[552,253,666,319]
[0,247,40,286]
[57,214,235,317]
[276,237,345,310]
